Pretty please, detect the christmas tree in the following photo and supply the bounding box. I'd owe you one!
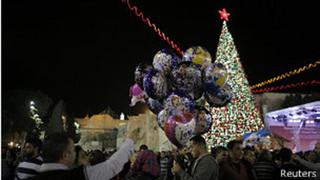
[205,9,263,147]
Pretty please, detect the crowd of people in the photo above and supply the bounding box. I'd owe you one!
[2,128,320,180]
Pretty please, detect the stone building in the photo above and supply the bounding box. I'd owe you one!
[76,110,173,152]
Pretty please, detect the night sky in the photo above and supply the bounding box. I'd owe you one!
[3,0,320,117]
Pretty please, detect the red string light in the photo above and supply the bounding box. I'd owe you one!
[122,0,184,56]
[251,80,320,93]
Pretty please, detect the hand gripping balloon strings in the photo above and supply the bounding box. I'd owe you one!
[121,0,184,57]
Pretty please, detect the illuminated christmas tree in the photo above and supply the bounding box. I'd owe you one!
[205,9,263,147]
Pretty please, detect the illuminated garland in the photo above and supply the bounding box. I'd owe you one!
[251,80,320,93]
[121,0,184,56]
[251,60,320,89]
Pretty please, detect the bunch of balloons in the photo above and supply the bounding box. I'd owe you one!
[129,47,232,147]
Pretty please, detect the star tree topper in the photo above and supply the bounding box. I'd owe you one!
[219,8,230,21]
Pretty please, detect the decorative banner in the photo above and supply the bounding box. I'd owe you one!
[251,80,320,93]
[122,0,184,56]
[251,60,320,89]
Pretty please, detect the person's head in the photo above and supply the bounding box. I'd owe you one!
[23,138,42,158]
[279,148,292,163]
[139,144,148,151]
[189,135,207,159]
[42,133,75,168]
[315,142,320,154]
[258,150,272,162]
[160,151,166,158]
[243,147,256,164]
[227,140,243,162]
[74,145,89,167]
[211,146,228,164]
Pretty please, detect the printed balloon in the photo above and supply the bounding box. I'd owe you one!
[182,46,212,67]
[164,112,196,147]
[163,91,195,115]
[153,49,179,75]
[171,64,203,99]
[203,63,228,93]
[205,84,232,107]
[143,69,168,100]
[157,109,169,129]
[134,64,153,88]
[147,98,163,115]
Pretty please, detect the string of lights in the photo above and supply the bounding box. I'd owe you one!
[251,60,320,89]
[251,80,320,93]
[121,0,184,56]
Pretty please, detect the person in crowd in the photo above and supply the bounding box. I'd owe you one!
[175,146,194,175]
[2,146,14,180]
[15,138,43,180]
[276,148,306,180]
[219,140,250,180]
[253,150,278,180]
[211,146,228,165]
[13,148,24,168]
[32,127,139,180]
[293,153,320,180]
[243,147,256,165]
[304,151,317,163]
[74,145,89,167]
[156,152,161,165]
[278,148,300,171]
[129,144,160,180]
[111,160,131,180]
[172,135,218,180]
[159,151,169,180]
[165,150,175,180]
[242,147,257,180]
[271,149,281,167]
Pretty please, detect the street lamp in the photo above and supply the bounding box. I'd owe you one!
[30,101,35,105]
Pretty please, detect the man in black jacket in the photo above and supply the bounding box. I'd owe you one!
[172,135,218,180]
